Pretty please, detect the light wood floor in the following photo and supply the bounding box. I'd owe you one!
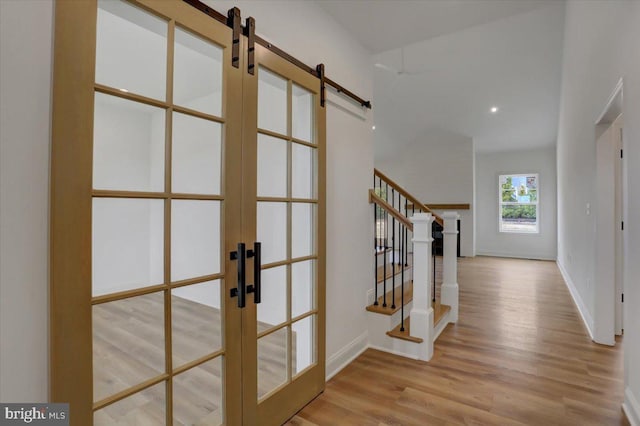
[287,256,628,426]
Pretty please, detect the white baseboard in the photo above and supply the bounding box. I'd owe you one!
[325,331,369,381]
[557,260,594,340]
[476,251,556,261]
[624,387,640,426]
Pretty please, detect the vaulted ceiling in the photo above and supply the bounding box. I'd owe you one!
[316,0,565,153]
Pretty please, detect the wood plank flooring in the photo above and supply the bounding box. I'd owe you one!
[287,256,628,425]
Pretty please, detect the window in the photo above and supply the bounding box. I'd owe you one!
[499,174,538,233]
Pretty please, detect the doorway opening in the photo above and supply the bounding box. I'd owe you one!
[594,78,625,345]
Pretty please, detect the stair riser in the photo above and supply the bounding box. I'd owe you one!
[391,301,412,325]
[372,284,411,308]
[433,310,451,341]
[376,269,411,296]
[366,300,412,338]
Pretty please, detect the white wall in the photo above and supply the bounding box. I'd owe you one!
[0,0,53,402]
[0,0,373,400]
[476,147,557,260]
[375,127,475,257]
[556,0,640,422]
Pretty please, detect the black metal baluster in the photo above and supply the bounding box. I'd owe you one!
[411,204,415,283]
[373,175,379,306]
[405,200,409,267]
[391,187,396,309]
[385,183,389,225]
[400,196,405,331]
[383,181,389,307]
[399,195,404,272]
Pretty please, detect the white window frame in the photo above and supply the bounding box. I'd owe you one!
[498,173,539,234]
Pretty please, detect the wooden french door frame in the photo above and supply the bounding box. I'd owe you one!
[50,1,325,425]
[240,42,326,426]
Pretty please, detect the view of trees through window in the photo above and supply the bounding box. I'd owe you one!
[499,174,538,233]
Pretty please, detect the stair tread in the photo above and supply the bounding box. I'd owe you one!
[386,317,423,343]
[366,282,413,315]
[434,302,451,326]
[376,263,411,283]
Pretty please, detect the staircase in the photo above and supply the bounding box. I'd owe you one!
[367,168,459,361]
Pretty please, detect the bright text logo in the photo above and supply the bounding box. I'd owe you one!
[0,404,68,425]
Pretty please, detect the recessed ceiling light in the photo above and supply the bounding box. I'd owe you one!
[372,125,376,130]
[490,106,499,113]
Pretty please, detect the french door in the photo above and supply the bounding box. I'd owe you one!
[50,1,325,425]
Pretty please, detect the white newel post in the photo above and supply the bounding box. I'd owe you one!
[441,211,460,322]
[410,212,434,361]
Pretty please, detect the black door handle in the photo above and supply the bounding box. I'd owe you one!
[230,243,246,308]
[247,242,261,304]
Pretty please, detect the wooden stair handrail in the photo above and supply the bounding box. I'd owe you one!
[373,168,444,226]
[406,203,470,210]
[369,189,413,231]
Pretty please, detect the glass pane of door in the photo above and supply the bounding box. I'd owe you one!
[257,328,289,399]
[291,260,315,318]
[171,200,221,281]
[257,266,287,333]
[93,292,165,402]
[94,382,166,425]
[96,0,167,100]
[292,315,316,376]
[292,84,313,143]
[92,198,164,296]
[93,93,165,192]
[258,68,287,135]
[171,280,223,367]
[172,357,224,426]
[171,112,222,195]
[173,27,223,116]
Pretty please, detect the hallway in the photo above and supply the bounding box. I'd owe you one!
[288,256,627,425]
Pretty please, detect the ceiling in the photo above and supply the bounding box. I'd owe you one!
[316,0,565,154]
[316,0,559,54]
